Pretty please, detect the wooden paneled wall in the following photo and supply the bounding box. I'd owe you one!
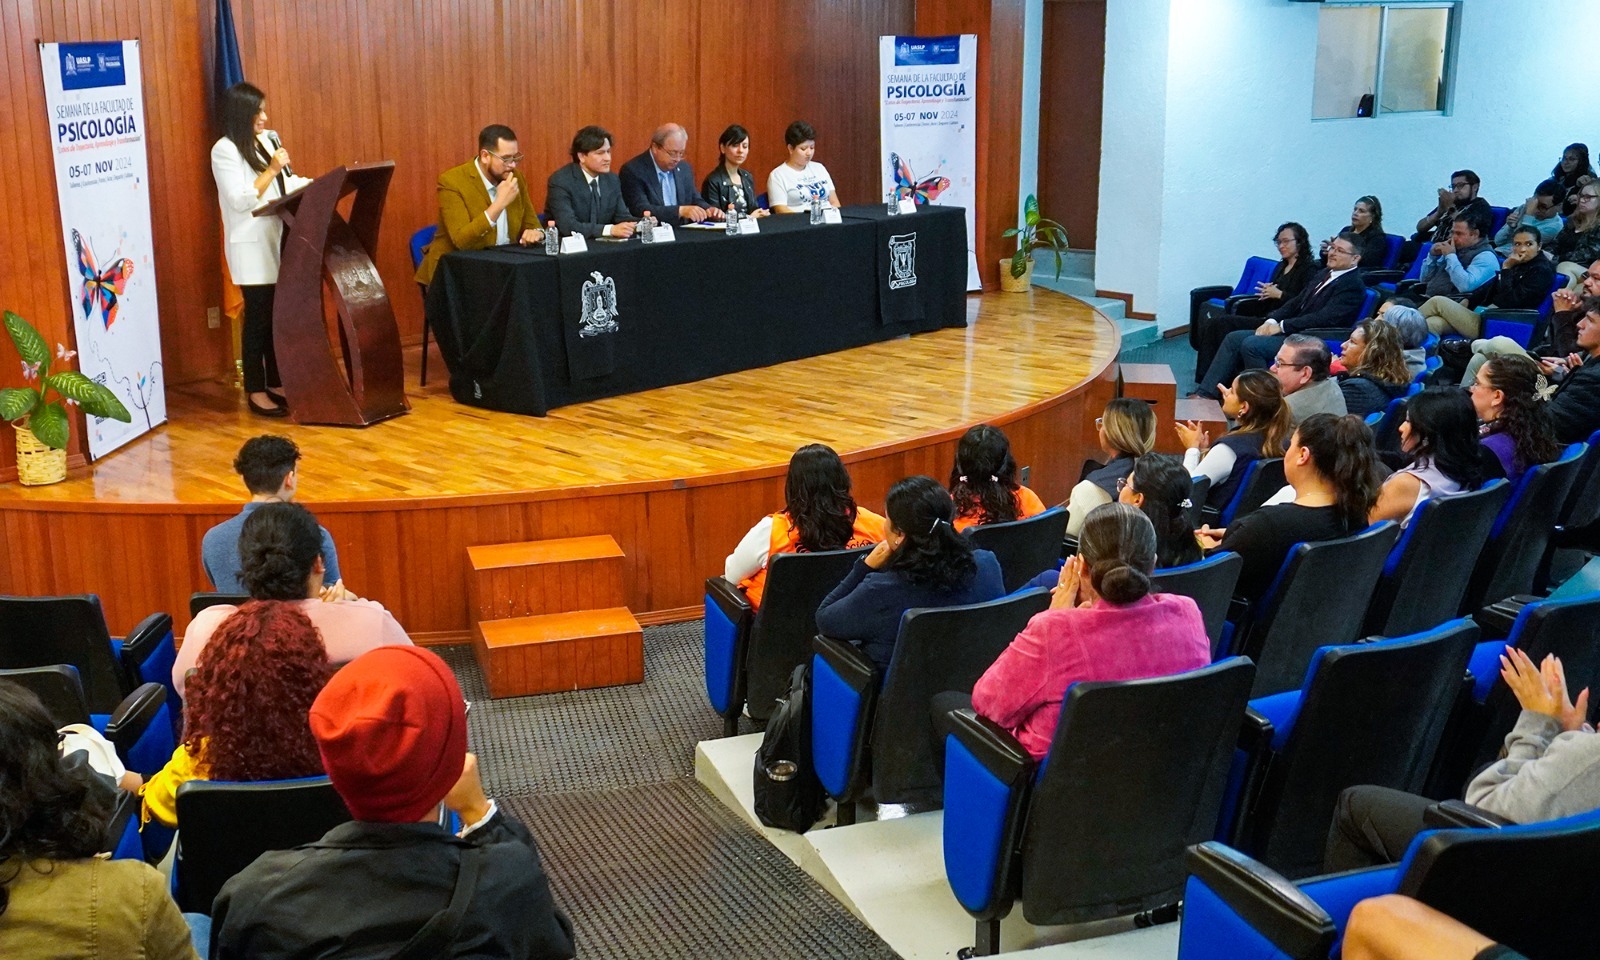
[1039,0,1105,250]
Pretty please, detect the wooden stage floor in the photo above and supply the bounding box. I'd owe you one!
[0,289,1117,637]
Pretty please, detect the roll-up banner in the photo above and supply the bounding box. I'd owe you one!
[39,40,166,460]
[879,34,981,291]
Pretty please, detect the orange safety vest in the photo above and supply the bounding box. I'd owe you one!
[739,508,887,608]
[952,485,1047,533]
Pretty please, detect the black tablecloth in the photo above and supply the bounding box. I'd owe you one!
[425,205,968,416]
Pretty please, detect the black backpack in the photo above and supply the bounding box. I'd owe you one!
[752,662,826,833]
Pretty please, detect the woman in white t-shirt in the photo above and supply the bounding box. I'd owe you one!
[766,120,841,214]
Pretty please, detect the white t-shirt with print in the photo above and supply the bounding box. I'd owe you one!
[766,162,836,209]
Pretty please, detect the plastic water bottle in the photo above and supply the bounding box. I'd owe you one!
[544,220,558,255]
[640,211,655,243]
[886,193,899,216]
[809,194,823,225]
[725,204,739,236]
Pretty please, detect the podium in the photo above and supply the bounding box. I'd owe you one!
[255,162,408,426]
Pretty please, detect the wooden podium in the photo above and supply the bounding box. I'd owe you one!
[255,162,408,426]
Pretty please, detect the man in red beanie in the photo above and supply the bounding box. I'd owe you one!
[209,646,575,959]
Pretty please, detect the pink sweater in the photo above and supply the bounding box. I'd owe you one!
[174,598,413,699]
[972,593,1211,760]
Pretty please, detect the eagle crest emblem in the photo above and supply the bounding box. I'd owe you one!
[579,270,619,338]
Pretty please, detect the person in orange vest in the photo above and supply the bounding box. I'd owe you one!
[947,425,1047,533]
[724,444,886,608]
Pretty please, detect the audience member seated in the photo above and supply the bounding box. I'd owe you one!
[1552,180,1600,288]
[766,120,839,214]
[1196,237,1367,396]
[1422,225,1555,340]
[947,425,1046,532]
[815,476,1004,672]
[958,503,1209,762]
[1321,195,1388,271]
[700,124,768,218]
[177,502,412,698]
[201,435,339,593]
[1324,647,1600,872]
[1277,335,1349,425]
[1471,354,1562,482]
[1543,297,1600,444]
[1178,369,1294,510]
[1337,318,1413,419]
[1121,454,1203,568]
[1552,142,1595,216]
[1416,211,1499,305]
[1414,169,1491,245]
[1368,299,1430,376]
[618,122,719,226]
[1447,261,1599,386]
[0,682,198,959]
[1368,388,1484,527]
[1492,180,1565,254]
[723,443,886,608]
[210,647,575,960]
[1343,895,1530,960]
[1197,413,1381,604]
[140,602,330,830]
[1066,398,1156,537]
[543,125,639,240]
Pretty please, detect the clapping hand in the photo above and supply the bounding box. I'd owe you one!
[319,579,358,603]
[1437,186,1454,208]
[1431,240,1454,258]
[1051,555,1086,610]
[1553,288,1581,313]
[1255,281,1283,300]
[1501,648,1590,731]
[1175,419,1210,452]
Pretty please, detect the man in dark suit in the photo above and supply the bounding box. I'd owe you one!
[1546,298,1600,445]
[544,125,639,240]
[1197,234,1368,398]
[618,123,721,226]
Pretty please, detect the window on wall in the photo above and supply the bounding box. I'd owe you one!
[1312,3,1457,120]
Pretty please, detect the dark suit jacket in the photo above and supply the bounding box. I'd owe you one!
[416,159,540,286]
[1548,354,1600,445]
[702,165,760,215]
[1268,268,1367,334]
[544,163,635,239]
[617,150,708,225]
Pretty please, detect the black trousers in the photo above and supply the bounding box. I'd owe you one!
[1192,311,1264,385]
[928,690,976,782]
[1323,784,1435,872]
[240,283,281,393]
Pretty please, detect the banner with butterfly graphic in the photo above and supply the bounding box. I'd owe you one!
[879,34,980,291]
[38,40,166,461]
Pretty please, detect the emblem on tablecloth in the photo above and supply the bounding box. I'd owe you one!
[579,270,620,338]
[888,233,918,290]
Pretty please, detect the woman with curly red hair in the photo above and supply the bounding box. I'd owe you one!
[140,601,331,827]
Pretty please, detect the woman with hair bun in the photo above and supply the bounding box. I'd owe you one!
[816,476,1004,671]
[948,424,1047,532]
[173,501,411,697]
[966,503,1210,761]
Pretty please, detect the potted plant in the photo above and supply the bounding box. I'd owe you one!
[1000,194,1069,293]
[1,311,130,485]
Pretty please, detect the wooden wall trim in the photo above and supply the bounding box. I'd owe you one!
[1095,288,1157,321]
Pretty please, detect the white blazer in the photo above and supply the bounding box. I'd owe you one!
[211,134,312,286]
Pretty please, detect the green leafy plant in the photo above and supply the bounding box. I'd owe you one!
[1002,194,1069,280]
[1,310,130,450]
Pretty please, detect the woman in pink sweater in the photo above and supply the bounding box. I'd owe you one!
[970,503,1212,760]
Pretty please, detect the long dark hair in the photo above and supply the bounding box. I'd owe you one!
[1402,388,1485,490]
[1294,414,1382,531]
[783,443,859,552]
[1277,221,1312,265]
[0,682,116,916]
[1354,195,1384,235]
[1481,355,1562,470]
[239,501,323,600]
[1232,369,1294,453]
[885,476,977,591]
[220,82,270,174]
[948,425,1021,526]
[718,124,750,149]
[1554,142,1596,184]
[1078,503,1157,604]
[1128,454,1202,569]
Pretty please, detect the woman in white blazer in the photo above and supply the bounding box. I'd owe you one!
[211,82,312,417]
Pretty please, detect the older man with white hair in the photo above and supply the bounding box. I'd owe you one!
[619,122,722,225]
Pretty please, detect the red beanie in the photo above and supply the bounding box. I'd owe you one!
[309,646,468,822]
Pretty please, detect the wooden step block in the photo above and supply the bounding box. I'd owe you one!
[1175,397,1229,452]
[473,607,644,698]
[467,535,625,620]
[1118,362,1178,453]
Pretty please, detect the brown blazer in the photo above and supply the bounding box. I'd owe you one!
[415,158,541,286]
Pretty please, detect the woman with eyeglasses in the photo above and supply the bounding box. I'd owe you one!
[701,124,768,218]
[1552,181,1600,289]
[1552,142,1595,216]
[1189,222,1313,371]
[1066,399,1157,538]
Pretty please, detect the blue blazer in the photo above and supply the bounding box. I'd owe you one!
[618,150,708,225]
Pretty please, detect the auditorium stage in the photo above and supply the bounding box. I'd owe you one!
[0,289,1118,641]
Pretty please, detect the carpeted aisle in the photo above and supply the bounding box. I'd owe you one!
[436,624,900,960]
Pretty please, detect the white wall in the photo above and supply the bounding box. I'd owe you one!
[1096,0,1600,329]
[1018,0,1044,225]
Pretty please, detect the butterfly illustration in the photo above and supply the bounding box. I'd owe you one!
[72,229,134,328]
[890,153,951,206]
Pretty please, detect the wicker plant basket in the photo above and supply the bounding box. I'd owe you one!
[14,420,66,486]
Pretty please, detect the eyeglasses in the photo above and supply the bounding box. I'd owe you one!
[490,151,524,165]
[1450,181,1470,190]
[1273,236,1296,245]
[1116,476,1131,493]
[1272,359,1306,369]
[658,148,686,160]
[1328,246,1356,257]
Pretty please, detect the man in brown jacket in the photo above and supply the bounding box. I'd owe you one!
[414,124,544,287]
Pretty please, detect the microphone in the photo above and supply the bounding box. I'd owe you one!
[265,129,293,177]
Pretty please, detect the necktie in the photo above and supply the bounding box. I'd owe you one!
[589,179,601,217]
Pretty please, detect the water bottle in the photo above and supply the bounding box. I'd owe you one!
[640,211,655,243]
[809,194,823,225]
[886,193,899,216]
[543,220,559,255]
[725,204,739,236]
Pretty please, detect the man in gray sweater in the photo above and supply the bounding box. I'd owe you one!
[1324,646,1600,871]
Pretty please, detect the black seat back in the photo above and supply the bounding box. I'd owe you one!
[965,508,1070,593]
[1465,444,1585,610]
[0,595,129,713]
[190,592,250,619]
[1365,482,1510,637]
[0,665,93,726]
[1250,621,1478,878]
[1219,458,1285,526]
[1019,658,1255,925]
[1557,430,1600,530]
[871,590,1051,805]
[175,777,352,914]
[745,547,869,720]
[1244,522,1401,697]
[1474,592,1600,771]
[1151,552,1244,654]
[1186,476,1210,530]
